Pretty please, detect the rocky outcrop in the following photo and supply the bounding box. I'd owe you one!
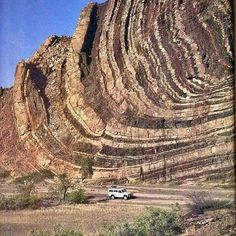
[0,0,234,182]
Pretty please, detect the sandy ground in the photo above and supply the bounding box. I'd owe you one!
[0,204,146,236]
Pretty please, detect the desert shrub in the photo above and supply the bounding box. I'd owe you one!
[187,191,233,214]
[169,180,184,186]
[111,177,129,185]
[66,189,88,204]
[102,207,182,236]
[0,195,41,210]
[0,196,14,210]
[14,195,40,209]
[31,225,83,236]
[103,223,136,236]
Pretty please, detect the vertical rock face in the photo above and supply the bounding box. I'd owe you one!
[0,0,234,182]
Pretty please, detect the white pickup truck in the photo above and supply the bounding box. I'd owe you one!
[108,187,133,200]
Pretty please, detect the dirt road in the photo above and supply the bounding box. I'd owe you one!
[85,185,234,207]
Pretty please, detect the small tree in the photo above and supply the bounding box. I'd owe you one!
[55,173,73,201]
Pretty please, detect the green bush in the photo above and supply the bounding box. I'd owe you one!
[0,196,14,210]
[168,180,184,186]
[66,189,88,204]
[103,223,136,236]
[102,207,182,236]
[31,225,83,236]
[0,195,41,210]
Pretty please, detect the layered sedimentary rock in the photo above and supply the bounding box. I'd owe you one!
[0,0,234,182]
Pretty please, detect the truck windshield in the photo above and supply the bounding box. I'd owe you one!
[122,189,126,192]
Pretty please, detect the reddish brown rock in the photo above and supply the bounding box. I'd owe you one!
[0,0,234,182]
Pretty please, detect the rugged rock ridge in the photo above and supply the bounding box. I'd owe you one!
[0,0,234,182]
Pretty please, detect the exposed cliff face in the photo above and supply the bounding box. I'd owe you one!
[0,0,234,182]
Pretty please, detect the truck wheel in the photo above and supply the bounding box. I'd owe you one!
[111,195,115,199]
[123,195,128,200]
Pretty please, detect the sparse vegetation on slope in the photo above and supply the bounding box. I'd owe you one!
[0,195,41,210]
[101,207,182,236]
[14,169,55,184]
[0,173,43,210]
[187,191,234,215]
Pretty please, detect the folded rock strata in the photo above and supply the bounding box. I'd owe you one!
[0,0,234,182]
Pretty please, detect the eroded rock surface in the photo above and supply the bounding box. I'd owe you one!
[0,0,234,182]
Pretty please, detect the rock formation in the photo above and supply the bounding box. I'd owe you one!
[0,0,234,182]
